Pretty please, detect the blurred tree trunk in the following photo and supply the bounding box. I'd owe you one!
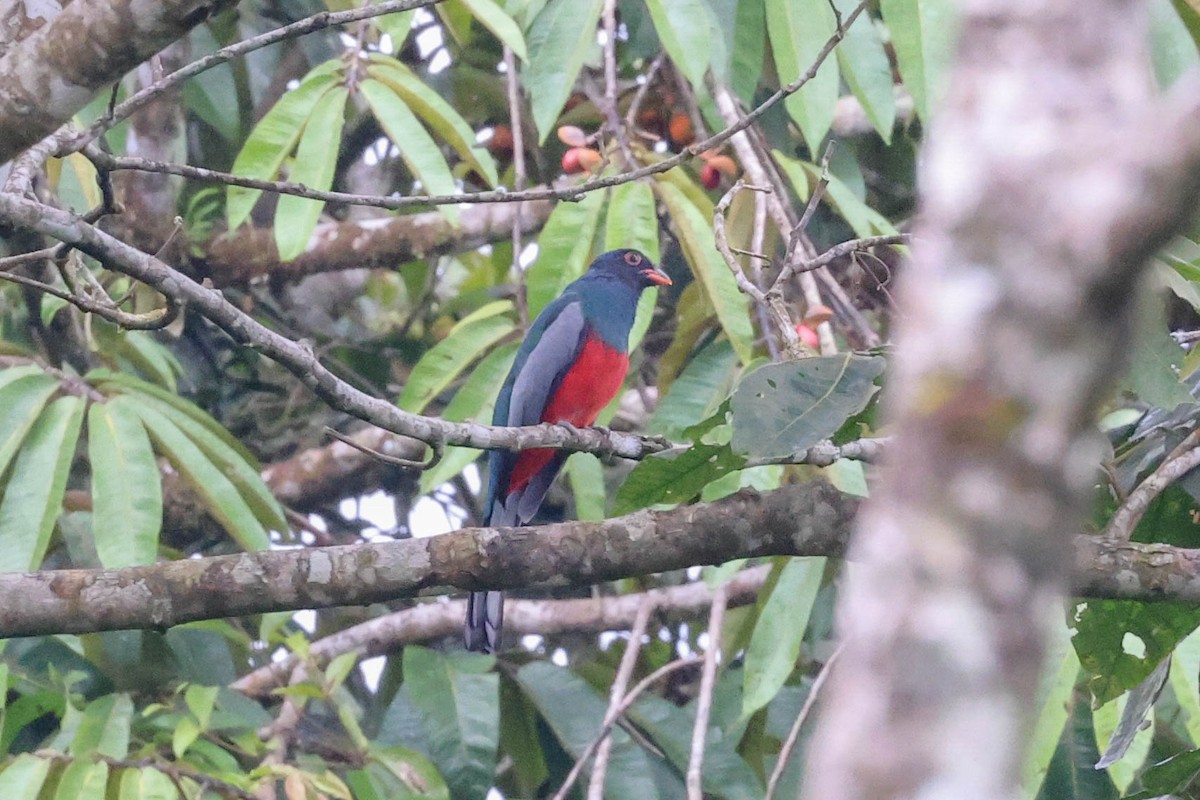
[804,1,1200,797]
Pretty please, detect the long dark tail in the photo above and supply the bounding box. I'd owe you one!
[465,590,504,653]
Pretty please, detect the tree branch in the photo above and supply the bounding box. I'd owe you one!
[199,196,555,287]
[4,482,1200,638]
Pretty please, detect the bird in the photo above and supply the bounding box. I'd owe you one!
[465,248,672,653]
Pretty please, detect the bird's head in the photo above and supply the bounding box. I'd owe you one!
[588,249,672,290]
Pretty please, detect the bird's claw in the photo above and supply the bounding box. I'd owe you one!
[556,421,585,438]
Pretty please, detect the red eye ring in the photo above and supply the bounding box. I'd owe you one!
[624,252,642,266]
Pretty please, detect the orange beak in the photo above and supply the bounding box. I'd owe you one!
[641,267,672,286]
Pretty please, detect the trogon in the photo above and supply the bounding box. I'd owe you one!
[465,248,671,653]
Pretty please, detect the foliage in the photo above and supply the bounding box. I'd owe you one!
[2,0,1200,798]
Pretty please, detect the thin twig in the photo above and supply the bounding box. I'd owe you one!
[550,656,704,800]
[59,0,448,155]
[763,643,845,800]
[784,141,837,277]
[587,598,657,800]
[503,44,529,327]
[324,427,442,470]
[602,0,635,168]
[687,585,728,799]
[1105,427,1200,540]
[624,53,667,131]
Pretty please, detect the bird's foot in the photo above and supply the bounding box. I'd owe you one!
[556,421,585,438]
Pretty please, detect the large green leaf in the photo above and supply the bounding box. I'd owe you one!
[88,398,163,568]
[774,151,898,238]
[117,766,177,800]
[133,404,270,553]
[349,749,451,800]
[832,0,896,142]
[367,57,499,186]
[730,355,884,459]
[1172,627,1200,745]
[401,647,498,800]
[879,0,957,123]
[419,343,519,494]
[648,339,739,439]
[69,693,133,759]
[1150,0,1200,87]
[527,189,606,316]
[1019,621,1080,800]
[624,693,760,800]
[1072,599,1200,705]
[727,0,766,102]
[765,0,839,148]
[524,0,605,142]
[457,0,527,59]
[655,180,754,363]
[88,369,261,467]
[1093,665,1162,792]
[0,395,85,571]
[0,372,59,482]
[565,452,606,521]
[53,761,108,800]
[398,315,515,414]
[515,661,661,799]
[606,181,662,349]
[226,64,341,229]
[613,408,745,514]
[644,0,721,90]
[373,3,417,49]
[361,78,459,223]
[0,755,51,798]
[135,395,285,534]
[274,85,349,261]
[742,558,824,718]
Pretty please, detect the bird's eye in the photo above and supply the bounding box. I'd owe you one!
[624,252,642,266]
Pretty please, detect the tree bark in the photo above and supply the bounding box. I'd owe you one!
[4,480,1200,638]
[803,2,1200,799]
[0,0,234,165]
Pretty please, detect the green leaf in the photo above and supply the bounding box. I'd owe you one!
[402,647,499,800]
[524,0,605,142]
[765,0,838,147]
[1019,621,1080,800]
[1072,599,1200,705]
[54,761,108,800]
[0,755,51,799]
[419,342,517,493]
[527,189,607,316]
[136,395,285,534]
[374,4,417,49]
[1140,746,1200,797]
[70,693,133,759]
[184,684,219,729]
[116,330,182,391]
[832,0,897,142]
[117,766,177,800]
[730,355,884,459]
[605,181,660,262]
[274,85,348,261]
[0,372,59,481]
[456,0,527,59]
[1150,0,1200,87]
[613,408,746,514]
[172,716,201,759]
[566,453,606,521]
[728,0,766,103]
[361,78,460,224]
[367,57,499,186]
[88,397,163,568]
[515,661,660,799]
[371,746,452,800]
[624,693,760,800]
[227,65,341,229]
[742,558,824,718]
[398,315,515,414]
[133,404,270,553]
[655,180,754,363]
[88,369,261,467]
[879,0,957,122]
[774,151,898,238]
[645,0,719,89]
[1172,627,1200,745]
[648,339,739,439]
[0,395,85,571]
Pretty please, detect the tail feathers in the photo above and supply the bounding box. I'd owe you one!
[465,590,504,653]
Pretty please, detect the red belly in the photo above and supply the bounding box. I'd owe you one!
[507,335,629,492]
